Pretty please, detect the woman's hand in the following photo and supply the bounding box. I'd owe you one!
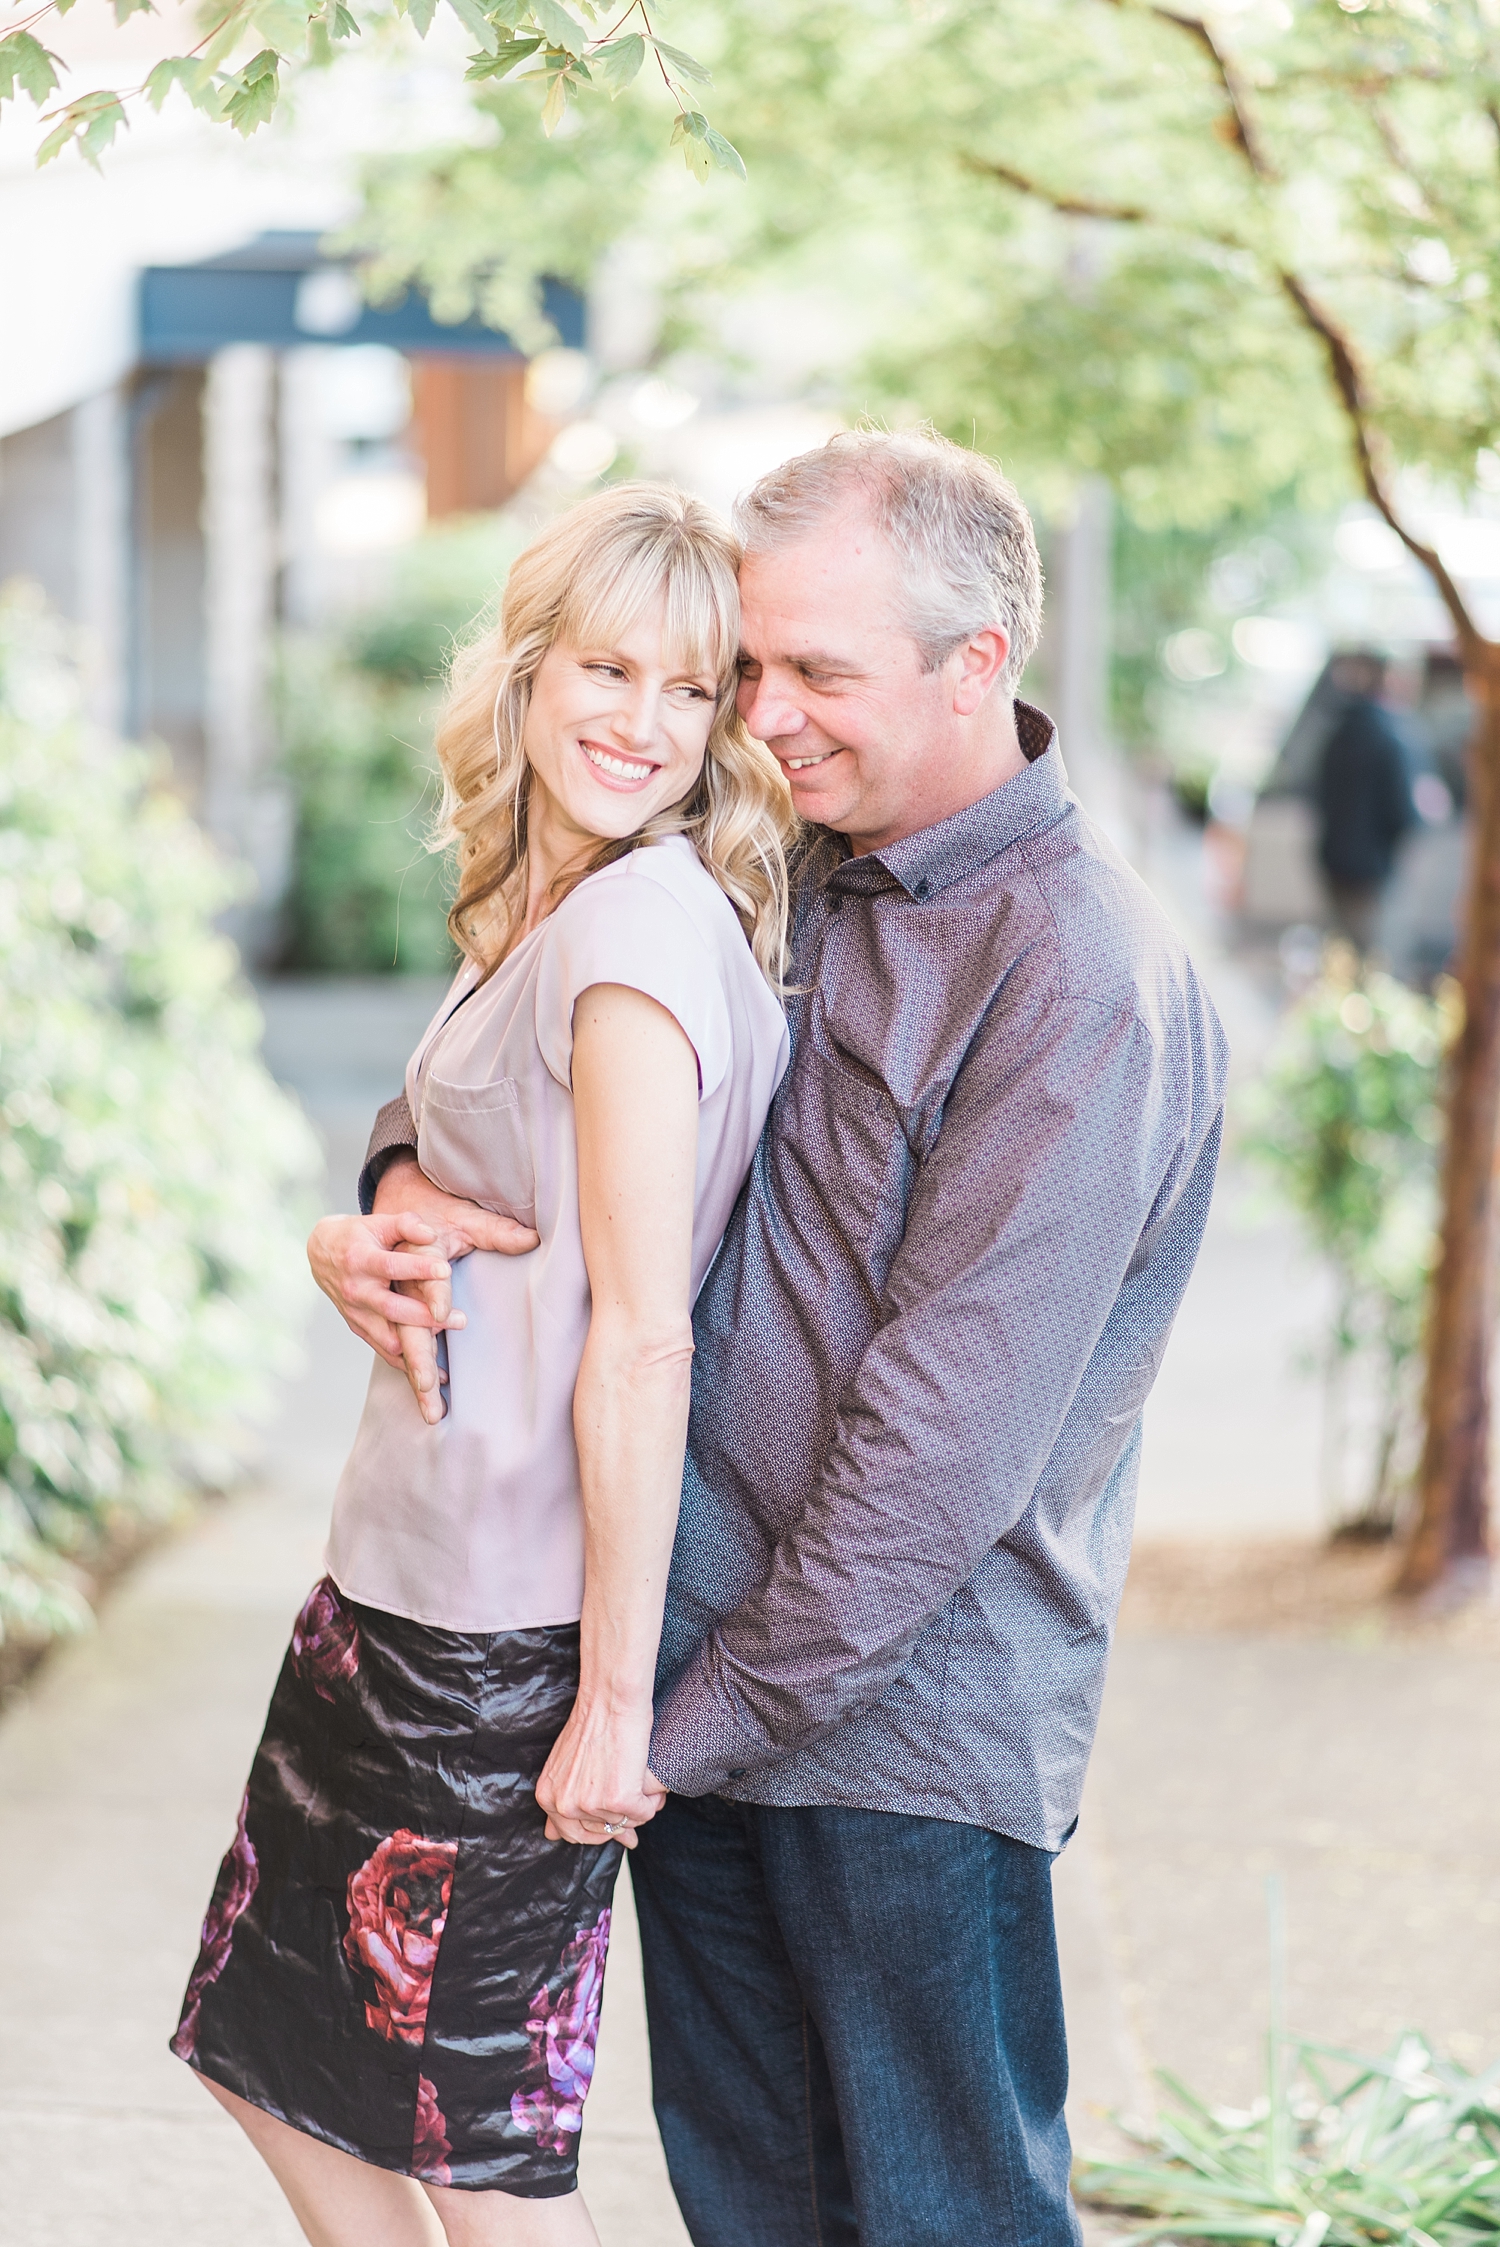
[536,1698,668,1849]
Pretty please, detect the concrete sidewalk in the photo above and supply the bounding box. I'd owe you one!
[0,980,690,2246]
[6,957,1495,2245]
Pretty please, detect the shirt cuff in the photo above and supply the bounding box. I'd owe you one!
[358,1095,419,1214]
[649,1639,779,1798]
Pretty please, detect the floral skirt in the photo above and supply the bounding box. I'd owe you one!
[171,1579,621,2197]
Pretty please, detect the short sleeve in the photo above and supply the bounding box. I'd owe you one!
[534,860,733,1098]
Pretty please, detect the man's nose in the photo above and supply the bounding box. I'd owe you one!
[738,672,806,743]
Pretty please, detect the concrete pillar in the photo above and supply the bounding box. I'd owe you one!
[279,346,340,629]
[1047,476,1131,848]
[71,386,130,737]
[1049,475,1112,762]
[202,344,291,961]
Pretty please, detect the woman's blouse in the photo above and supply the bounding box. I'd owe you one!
[325,836,790,1634]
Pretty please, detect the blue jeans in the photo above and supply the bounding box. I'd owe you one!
[629,1795,1082,2247]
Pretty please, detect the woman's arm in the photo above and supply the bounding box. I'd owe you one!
[536,981,700,1847]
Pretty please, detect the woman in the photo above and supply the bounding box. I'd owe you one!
[172,485,792,2245]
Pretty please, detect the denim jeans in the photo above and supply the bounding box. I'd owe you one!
[629,1794,1083,2247]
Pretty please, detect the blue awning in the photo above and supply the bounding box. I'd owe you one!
[139,231,585,363]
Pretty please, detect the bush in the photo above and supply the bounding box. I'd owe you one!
[0,587,322,1650]
[1241,952,1453,1537]
[276,516,524,974]
[1077,2031,1500,2247]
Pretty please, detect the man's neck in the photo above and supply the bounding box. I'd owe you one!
[842,703,1030,858]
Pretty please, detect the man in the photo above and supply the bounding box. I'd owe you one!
[1314,650,1416,952]
[314,431,1228,2247]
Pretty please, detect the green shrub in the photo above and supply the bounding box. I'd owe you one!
[0,587,322,1648]
[1077,2032,1500,2247]
[1241,954,1452,1537]
[275,637,455,974]
[276,516,524,974]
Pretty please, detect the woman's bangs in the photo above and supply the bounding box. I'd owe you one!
[556,535,737,689]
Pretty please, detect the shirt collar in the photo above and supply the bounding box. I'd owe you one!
[823,700,1067,902]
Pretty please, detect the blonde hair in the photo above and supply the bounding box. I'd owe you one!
[433,484,792,986]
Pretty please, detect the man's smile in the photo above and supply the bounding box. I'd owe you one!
[783,749,841,772]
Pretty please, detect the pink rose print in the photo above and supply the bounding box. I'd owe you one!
[291,1577,360,1702]
[343,1830,458,2047]
[171,1791,259,2063]
[509,1909,612,2155]
[412,2073,452,2186]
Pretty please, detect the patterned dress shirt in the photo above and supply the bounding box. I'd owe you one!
[361,702,1228,1851]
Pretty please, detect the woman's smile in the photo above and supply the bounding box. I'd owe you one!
[577,738,662,788]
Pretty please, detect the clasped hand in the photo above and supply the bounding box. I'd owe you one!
[307,1157,539,1426]
[535,1699,668,1848]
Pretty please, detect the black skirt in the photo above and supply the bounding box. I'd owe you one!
[172,1578,621,2196]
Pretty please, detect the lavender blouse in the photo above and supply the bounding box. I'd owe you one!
[326,836,789,1634]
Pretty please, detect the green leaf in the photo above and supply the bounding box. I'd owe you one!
[36,112,80,164]
[143,55,218,110]
[703,122,745,179]
[330,3,359,37]
[527,0,586,57]
[112,0,156,21]
[400,0,438,31]
[0,31,61,105]
[539,61,572,132]
[671,108,711,181]
[464,33,540,78]
[646,34,710,85]
[445,0,498,53]
[221,46,280,134]
[200,3,256,68]
[589,31,642,94]
[79,91,127,164]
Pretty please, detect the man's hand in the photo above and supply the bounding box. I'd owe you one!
[307,1212,454,1371]
[310,1156,539,1418]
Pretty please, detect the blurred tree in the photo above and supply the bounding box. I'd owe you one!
[0,0,739,195]
[0,589,321,1659]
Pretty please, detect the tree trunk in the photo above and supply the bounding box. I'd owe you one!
[1397,641,1500,1594]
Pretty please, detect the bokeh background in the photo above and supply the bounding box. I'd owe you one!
[3,3,1500,2237]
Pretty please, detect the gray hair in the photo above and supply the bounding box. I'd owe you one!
[733,427,1044,693]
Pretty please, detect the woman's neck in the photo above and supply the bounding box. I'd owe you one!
[519,786,599,940]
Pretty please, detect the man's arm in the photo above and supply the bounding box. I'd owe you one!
[359,1093,420,1214]
[651,992,1222,1797]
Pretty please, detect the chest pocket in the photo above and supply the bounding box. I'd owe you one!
[416,1073,537,1227]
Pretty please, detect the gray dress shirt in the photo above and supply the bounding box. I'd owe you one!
[361,703,1228,1851]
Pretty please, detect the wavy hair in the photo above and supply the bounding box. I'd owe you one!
[432,484,793,986]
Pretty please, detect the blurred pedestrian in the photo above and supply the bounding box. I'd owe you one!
[323,431,1229,2247]
[1315,650,1416,951]
[173,484,793,2246]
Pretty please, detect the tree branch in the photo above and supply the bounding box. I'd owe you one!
[1105,0,1278,180]
[974,135,1481,655]
[1276,272,1476,650]
[961,154,1150,223]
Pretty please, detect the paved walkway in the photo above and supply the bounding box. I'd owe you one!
[0,983,689,2246]
[6,910,1496,2241]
